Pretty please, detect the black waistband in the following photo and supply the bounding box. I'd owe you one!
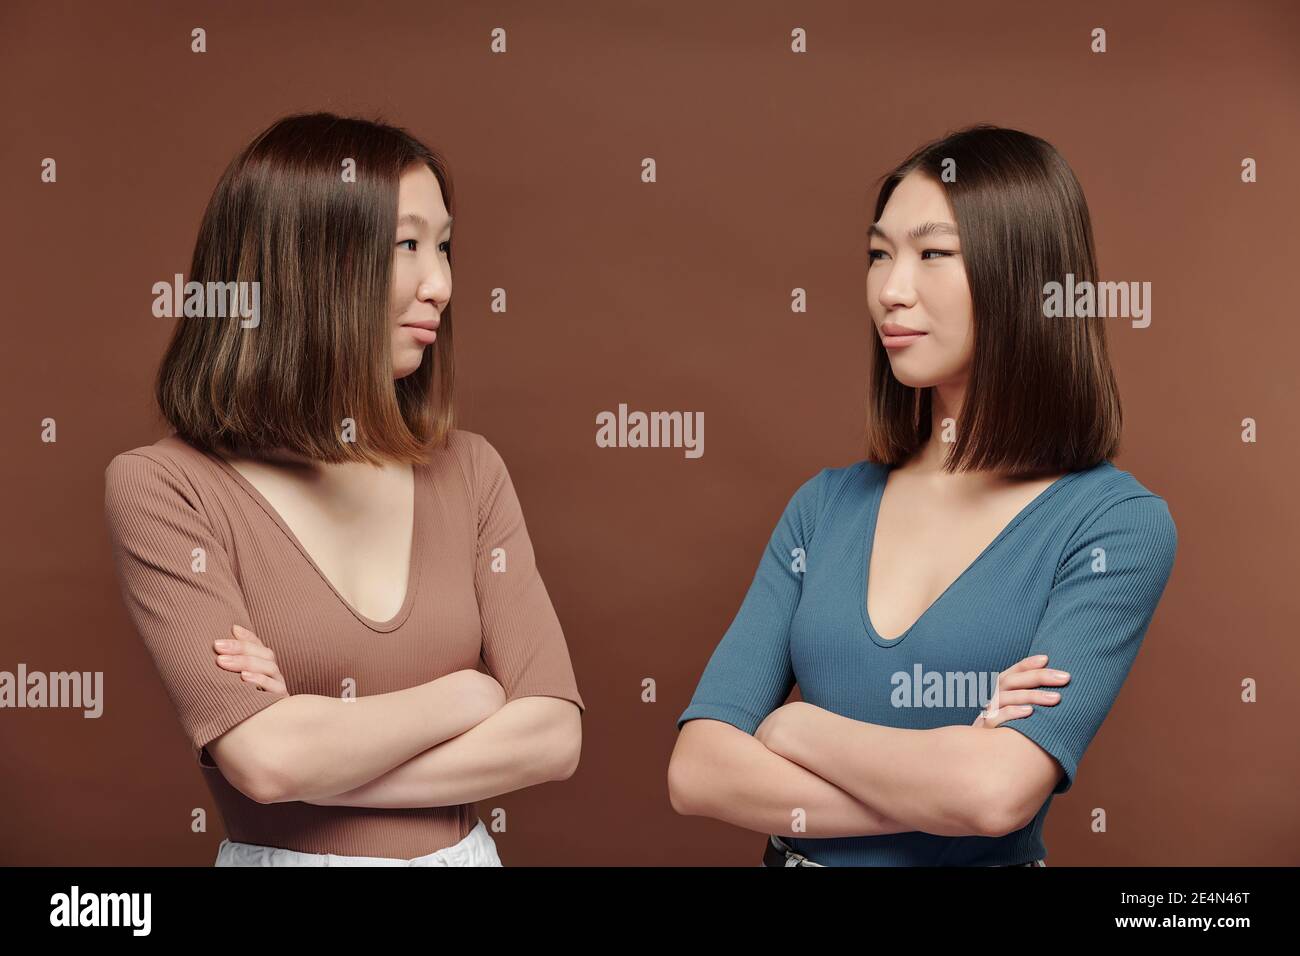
[762,835,1042,867]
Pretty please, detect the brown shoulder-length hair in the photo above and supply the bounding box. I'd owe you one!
[155,112,455,465]
[863,124,1122,478]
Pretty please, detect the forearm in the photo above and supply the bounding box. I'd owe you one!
[672,721,914,838]
[264,673,497,803]
[763,704,993,837]
[306,696,578,809]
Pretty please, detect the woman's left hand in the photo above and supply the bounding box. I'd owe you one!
[213,624,288,696]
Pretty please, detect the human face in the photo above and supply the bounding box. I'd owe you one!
[391,164,452,379]
[866,170,973,391]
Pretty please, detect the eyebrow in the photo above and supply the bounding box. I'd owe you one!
[397,213,453,232]
[867,221,959,241]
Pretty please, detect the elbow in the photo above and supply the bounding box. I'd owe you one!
[666,744,709,817]
[549,725,583,781]
[229,741,298,805]
[202,701,303,804]
[244,749,297,805]
[221,754,290,805]
[203,730,294,805]
[666,759,692,815]
[975,807,1022,839]
[247,775,287,806]
[540,705,583,782]
[668,721,744,818]
[971,774,1032,838]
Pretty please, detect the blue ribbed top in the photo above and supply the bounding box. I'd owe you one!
[677,458,1177,866]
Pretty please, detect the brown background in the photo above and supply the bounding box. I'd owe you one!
[2,0,1297,865]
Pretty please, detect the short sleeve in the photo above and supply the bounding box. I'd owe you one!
[1000,494,1177,795]
[675,469,827,735]
[467,435,585,713]
[104,452,282,767]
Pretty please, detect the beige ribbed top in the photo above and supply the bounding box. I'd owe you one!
[103,429,584,858]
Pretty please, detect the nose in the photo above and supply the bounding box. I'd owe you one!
[417,269,451,316]
[875,256,917,312]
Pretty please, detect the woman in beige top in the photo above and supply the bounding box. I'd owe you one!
[103,112,585,866]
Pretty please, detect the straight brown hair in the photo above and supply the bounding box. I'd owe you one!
[863,124,1122,478]
[155,112,456,465]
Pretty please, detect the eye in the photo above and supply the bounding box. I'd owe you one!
[439,240,451,256]
[921,249,957,260]
[397,238,418,252]
[868,249,888,263]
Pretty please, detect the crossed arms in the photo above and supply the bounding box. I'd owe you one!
[207,668,581,809]
[668,685,1066,840]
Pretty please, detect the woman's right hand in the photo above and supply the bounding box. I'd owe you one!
[972,654,1070,728]
[213,624,288,696]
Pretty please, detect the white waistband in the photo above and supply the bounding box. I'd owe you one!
[215,817,502,867]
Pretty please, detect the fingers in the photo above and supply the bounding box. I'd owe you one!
[214,652,287,695]
[213,625,277,664]
[212,625,285,694]
[213,640,275,662]
[978,690,1059,728]
[975,657,1071,728]
[998,664,1071,692]
[977,705,1035,728]
[978,682,1066,727]
[231,623,263,645]
[217,654,280,678]
[238,670,287,695]
[988,688,1063,707]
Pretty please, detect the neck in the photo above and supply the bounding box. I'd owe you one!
[906,378,966,473]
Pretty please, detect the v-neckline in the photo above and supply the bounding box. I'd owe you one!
[859,462,1082,648]
[199,442,426,633]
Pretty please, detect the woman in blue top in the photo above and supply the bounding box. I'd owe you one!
[668,125,1178,867]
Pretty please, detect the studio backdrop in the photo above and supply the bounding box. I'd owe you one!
[2,0,1297,865]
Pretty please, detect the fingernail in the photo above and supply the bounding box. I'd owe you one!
[1052,671,1070,679]
[217,655,233,663]
[232,625,247,636]
[214,640,233,649]
[1045,692,1060,699]
[1034,655,1048,663]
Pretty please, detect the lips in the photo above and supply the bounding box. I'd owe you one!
[879,321,927,350]
[401,319,439,346]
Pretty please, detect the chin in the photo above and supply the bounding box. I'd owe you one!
[887,363,940,389]
[391,348,426,379]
